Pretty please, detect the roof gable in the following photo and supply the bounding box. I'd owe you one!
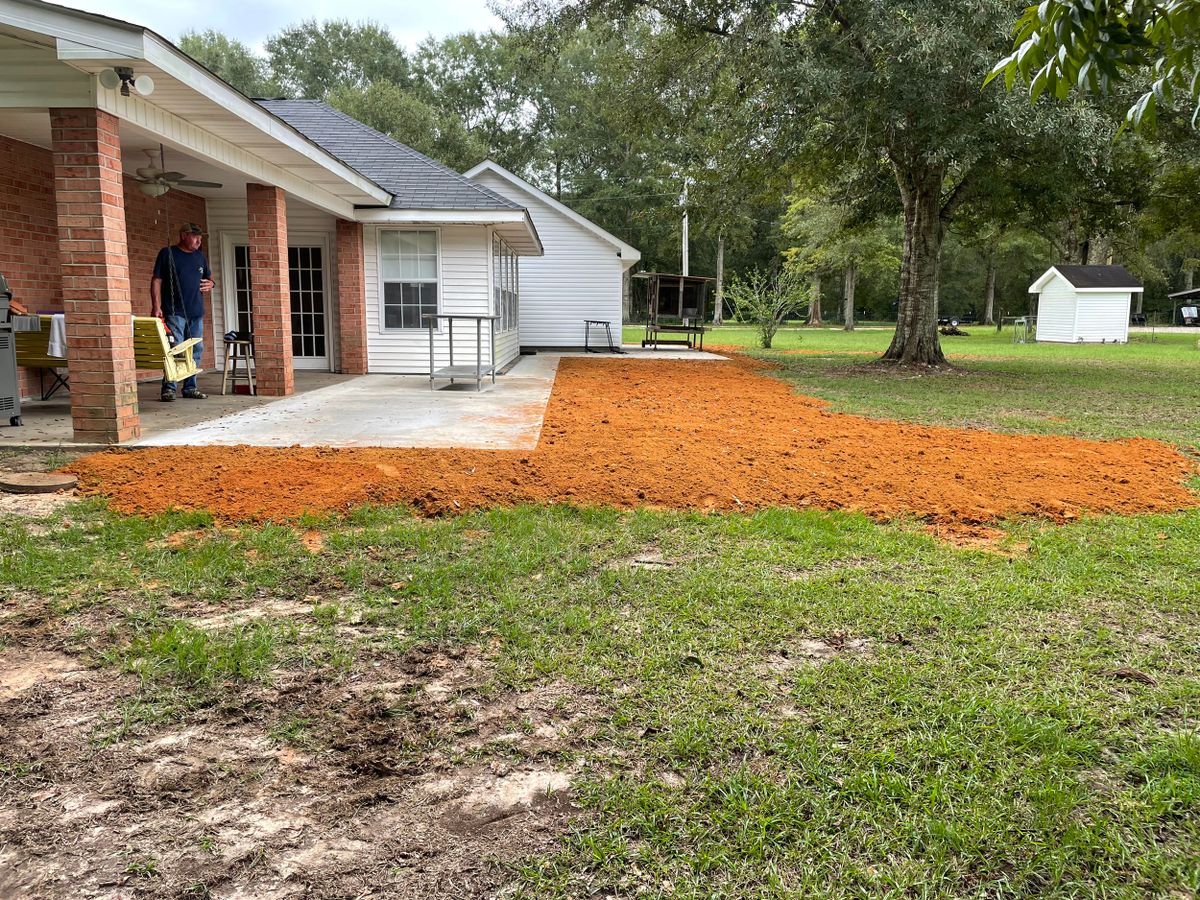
[1030,265,1143,293]
[464,160,641,267]
[257,100,521,212]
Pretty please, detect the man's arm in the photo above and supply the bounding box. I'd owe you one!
[150,277,163,318]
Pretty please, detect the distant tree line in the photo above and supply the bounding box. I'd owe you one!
[181,5,1200,361]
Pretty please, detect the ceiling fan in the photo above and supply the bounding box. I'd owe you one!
[134,146,223,197]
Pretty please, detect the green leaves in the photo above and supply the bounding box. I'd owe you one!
[991,0,1200,130]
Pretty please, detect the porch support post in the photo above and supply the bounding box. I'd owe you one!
[50,108,140,444]
[246,183,293,396]
[335,219,367,374]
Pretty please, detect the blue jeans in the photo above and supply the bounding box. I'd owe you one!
[162,314,204,394]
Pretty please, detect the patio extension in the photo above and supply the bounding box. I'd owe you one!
[68,352,1198,538]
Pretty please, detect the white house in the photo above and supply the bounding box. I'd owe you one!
[1029,265,1143,343]
[237,102,544,375]
[0,0,547,442]
[465,160,640,349]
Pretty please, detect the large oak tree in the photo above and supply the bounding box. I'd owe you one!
[504,0,1095,365]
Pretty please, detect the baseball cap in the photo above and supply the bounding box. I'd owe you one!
[178,222,203,235]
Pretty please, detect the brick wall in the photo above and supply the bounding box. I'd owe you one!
[1,132,211,400]
[335,219,367,374]
[246,183,293,396]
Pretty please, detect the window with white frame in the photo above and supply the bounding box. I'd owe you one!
[492,235,518,332]
[381,230,438,329]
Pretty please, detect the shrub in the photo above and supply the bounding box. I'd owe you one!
[725,269,806,348]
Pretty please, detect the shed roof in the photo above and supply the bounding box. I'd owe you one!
[1030,265,1143,293]
[257,100,521,212]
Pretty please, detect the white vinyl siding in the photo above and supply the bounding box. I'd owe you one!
[471,169,625,348]
[366,224,499,373]
[1034,275,1078,343]
[208,197,338,369]
[1035,272,1133,343]
[1074,292,1132,342]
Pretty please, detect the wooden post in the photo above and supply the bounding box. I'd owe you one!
[713,234,725,326]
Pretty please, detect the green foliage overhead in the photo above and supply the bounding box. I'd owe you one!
[988,0,1200,130]
[327,81,489,172]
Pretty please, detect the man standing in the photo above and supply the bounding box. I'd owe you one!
[151,222,213,401]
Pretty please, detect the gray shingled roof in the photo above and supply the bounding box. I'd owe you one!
[256,99,521,211]
[1054,265,1142,289]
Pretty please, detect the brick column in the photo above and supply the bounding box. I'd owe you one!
[246,183,292,396]
[335,219,367,374]
[50,108,139,443]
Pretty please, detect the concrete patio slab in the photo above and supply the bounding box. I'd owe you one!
[138,353,564,449]
[2,371,355,450]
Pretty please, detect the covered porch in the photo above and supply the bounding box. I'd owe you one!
[0,0,392,444]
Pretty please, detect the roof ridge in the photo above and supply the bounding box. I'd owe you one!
[298,101,520,209]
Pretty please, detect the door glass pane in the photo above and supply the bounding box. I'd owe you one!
[288,244,326,358]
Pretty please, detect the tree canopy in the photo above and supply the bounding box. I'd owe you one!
[989,0,1200,130]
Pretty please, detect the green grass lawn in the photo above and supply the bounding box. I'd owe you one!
[3,329,1199,896]
[3,501,1199,896]
[626,324,1200,449]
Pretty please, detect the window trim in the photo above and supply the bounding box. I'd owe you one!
[491,232,519,334]
[378,226,442,333]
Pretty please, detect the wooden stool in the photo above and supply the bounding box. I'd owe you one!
[221,340,256,396]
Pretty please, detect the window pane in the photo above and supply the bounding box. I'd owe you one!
[384,306,403,329]
[417,232,436,255]
[380,231,399,257]
[398,232,420,256]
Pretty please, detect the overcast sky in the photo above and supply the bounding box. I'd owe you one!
[52,0,505,52]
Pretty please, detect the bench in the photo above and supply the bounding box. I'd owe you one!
[14,314,202,399]
[642,323,708,350]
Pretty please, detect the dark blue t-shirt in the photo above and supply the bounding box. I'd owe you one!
[153,246,210,318]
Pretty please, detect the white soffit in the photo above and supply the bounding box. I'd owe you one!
[356,207,544,255]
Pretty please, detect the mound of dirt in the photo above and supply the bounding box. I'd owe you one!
[68,357,1197,531]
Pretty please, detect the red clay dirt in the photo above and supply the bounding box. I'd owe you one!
[68,356,1198,532]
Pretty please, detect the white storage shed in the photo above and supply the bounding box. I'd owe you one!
[1029,265,1143,343]
[465,160,641,349]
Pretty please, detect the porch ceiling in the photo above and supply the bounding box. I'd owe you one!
[0,1,395,217]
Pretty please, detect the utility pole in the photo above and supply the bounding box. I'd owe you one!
[681,177,690,276]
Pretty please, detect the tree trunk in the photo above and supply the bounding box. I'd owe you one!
[806,275,822,326]
[1186,265,1195,291]
[983,258,996,326]
[713,233,724,326]
[883,162,947,365]
[555,156,562,202]
[842,264,856,331]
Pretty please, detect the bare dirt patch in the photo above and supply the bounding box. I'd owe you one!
[66,357,1197,537]
[759,635,875,676]
[0,489,76,521]
[0,648,87,702]
[0,636,598,899]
